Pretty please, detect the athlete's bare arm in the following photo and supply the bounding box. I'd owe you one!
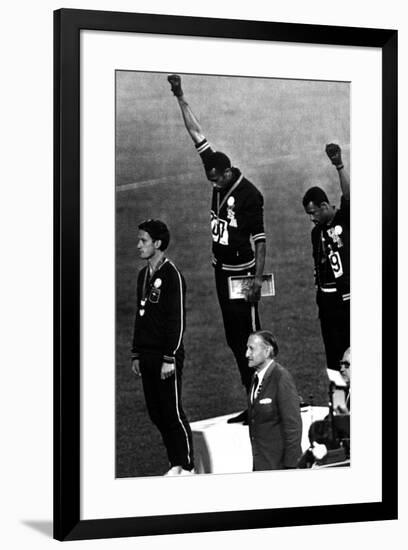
[246,241,266,302]
[325,143,350,200]
[168,74,206,144]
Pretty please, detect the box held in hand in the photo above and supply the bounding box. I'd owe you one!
[228,273,275,300]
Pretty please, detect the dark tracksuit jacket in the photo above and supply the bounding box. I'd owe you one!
[131,258,193,470]
[194,138,266,391]
[311,196,350,371]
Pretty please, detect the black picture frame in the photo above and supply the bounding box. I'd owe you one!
[54,8,398,541]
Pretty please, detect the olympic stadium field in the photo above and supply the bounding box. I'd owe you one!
[115,72,350,477]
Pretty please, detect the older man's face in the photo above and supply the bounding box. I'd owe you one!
[246,334,271,371]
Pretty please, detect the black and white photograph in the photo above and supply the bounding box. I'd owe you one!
[115,71,351,478]
[1,0,404,547]
[52,9,396,540]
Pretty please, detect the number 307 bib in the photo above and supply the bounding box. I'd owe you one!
[211,215,229,245]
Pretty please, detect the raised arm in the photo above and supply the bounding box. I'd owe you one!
[325,143,350,200]
[168,74,206,145]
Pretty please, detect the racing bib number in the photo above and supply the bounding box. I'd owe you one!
[328,251,343,278]
[211,214,229,245]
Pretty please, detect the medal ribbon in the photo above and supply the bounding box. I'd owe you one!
[216,174,243,216]
[139,257,167,316]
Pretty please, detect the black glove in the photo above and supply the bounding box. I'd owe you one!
[325,143,343,167]
[167,74,183,97]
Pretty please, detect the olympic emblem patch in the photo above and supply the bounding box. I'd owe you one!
[328,225,344,248]
[149,288,161,303]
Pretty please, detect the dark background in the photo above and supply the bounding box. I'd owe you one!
[115,71,349,477]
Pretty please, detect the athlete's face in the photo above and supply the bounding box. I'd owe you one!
[339,347,351,386]
[206,167,232,190]
[246,334,272,370]
[137,230,161,260]
[304,201,331,226]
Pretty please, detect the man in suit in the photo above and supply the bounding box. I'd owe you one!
[246,330,302,471]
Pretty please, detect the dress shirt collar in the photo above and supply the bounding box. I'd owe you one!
[255,359,274,388]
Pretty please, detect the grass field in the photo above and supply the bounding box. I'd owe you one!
[115,72,350,477]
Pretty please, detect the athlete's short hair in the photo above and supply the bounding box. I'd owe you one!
[302,186,329,208]
[206,151,231,173]
[253,330,279,357]
[138,219,170,251]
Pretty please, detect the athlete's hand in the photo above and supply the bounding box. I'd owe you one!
[131,358,141,377]
[161,362,176,380]
[167,74,183,97]
[246,277,262,302]
[325,143,343,166]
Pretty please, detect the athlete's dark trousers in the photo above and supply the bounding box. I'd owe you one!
[139,348,194,470]
[215,267,261,392]
[317,291,350,371]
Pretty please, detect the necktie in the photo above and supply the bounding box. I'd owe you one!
[251,374,259,403]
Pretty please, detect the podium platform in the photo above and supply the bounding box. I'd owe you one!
[191,406,329,474]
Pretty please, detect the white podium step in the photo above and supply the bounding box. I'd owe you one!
[191,406,329,474]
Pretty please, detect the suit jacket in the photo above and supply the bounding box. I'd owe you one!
[248,361,302,471]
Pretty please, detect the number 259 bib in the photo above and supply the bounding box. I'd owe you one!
[328,250,343,278]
